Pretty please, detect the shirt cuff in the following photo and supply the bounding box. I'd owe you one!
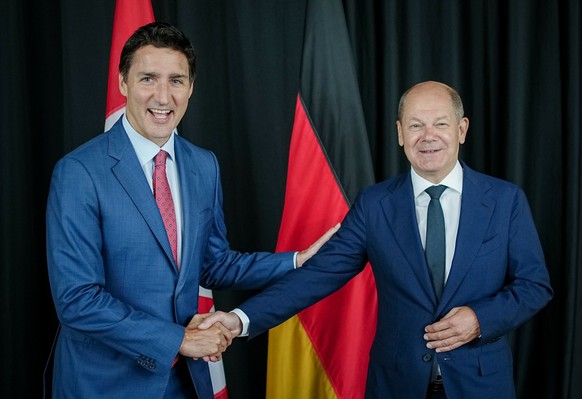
[231,308,250,337]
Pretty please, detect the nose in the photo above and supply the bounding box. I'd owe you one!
[154,81,170,105]
[422,125,437,140]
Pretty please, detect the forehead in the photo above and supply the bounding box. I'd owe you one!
[403,86,454,120]
[129,45,189,75]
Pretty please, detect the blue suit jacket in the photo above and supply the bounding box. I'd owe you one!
[239,163,553,399]
[46,119,294,398]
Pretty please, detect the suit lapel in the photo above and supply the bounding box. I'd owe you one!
[108,122,178,273]
[438,166,495,310]
[380,175,437,303]
[173,137,204,289]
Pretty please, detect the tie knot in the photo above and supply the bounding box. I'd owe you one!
[154,150,169,166]
[425,185,447,200]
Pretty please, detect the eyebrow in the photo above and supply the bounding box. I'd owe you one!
[169,73,188,79]
[137,72,188,80]
[408,115,450,123]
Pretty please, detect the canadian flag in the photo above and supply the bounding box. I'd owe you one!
[104,0,154,130]
[105,2,228,398]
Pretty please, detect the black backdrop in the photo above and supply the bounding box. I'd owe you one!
[1,1,580,398]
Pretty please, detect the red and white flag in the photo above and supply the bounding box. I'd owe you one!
[105,2,228,398]
[105,0,154,130]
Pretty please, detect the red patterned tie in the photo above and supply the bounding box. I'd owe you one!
[153,150,178,268]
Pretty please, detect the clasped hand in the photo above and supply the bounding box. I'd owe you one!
[179,312,243,362]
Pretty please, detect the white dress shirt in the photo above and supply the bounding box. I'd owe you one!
[122,115,292,332]
[123,115,183,266]
[235,163,464,336]
[411,161,463,284]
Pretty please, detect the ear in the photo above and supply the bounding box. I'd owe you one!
[396,120,404,147]
[458,117,469,144]
[118,73,128,97]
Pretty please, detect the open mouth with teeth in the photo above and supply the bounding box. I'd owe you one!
[149,109,172,120]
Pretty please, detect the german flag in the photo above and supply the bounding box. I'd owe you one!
[267,1,377,398]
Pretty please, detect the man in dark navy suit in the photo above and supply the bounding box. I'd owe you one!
[200,81,553,399]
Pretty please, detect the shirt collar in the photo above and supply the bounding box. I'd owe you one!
[411,161,464,199]
[122,114,177,166]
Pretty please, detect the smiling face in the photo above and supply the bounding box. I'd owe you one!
[119,45,193,146]
[396,82,469,183]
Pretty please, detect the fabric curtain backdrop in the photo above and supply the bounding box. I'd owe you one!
[1,1,580,398]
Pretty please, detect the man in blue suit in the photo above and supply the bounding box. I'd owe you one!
[46,22,335,399]
[200,81,553,398]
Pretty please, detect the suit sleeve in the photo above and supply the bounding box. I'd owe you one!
[46,157,183,375]
[469,187,553,342]
[238,190,370,338]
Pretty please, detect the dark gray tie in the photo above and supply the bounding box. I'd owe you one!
[425,185,447,301]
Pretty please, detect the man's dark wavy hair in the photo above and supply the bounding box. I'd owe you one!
[119,22,197,85]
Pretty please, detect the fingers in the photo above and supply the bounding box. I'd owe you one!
[198,311,242,334]
[186,313,213,330]
[197,312,222,330]
[199,324,231,361]
[425,333,465,352]
[319,223,341,243]
[312,223,341,250]
[423,306,480,353]
[183,326,227,348]
[296,223,341,267]
[180,312,243,362]
[213,321,234,346]
[180,322,232,360]
[203,354,223,362]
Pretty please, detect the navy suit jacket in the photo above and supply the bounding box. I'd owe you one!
[46,119,294,398]
[239,163,553,399]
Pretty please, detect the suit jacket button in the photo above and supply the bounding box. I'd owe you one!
[422,354,432,362]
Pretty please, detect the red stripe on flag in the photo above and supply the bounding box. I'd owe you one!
[275,95,377,398]
[213,387,229,399]
[105,0,154,120]
[198,295,215,314]
[276,96,347,249]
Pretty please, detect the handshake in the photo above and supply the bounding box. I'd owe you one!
[178,311,243,362]
[176,223,341,363]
